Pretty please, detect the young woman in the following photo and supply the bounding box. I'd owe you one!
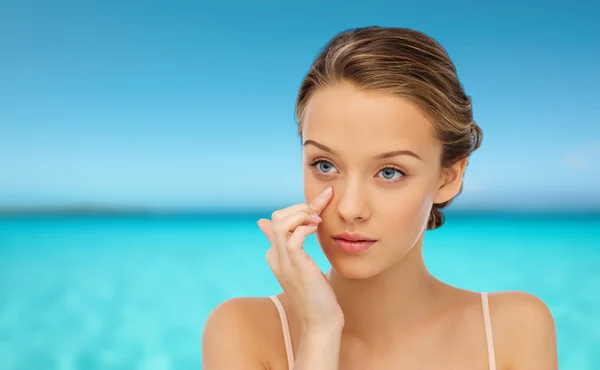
[202,26,558,370]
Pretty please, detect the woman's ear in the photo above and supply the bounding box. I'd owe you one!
[433,157,468,205]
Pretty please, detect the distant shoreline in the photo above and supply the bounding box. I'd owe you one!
[1,206,599,218]
[0,206,155,216]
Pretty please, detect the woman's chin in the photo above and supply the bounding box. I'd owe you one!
[325,256,380,280]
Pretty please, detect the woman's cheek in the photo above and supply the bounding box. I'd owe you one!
[303,173,323,203]
[389,188,428,223]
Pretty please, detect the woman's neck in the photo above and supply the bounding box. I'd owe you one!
[328,240,445,349]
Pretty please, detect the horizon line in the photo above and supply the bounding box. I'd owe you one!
[1,204,599,217]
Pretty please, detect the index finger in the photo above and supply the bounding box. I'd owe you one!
[308,186,333,215]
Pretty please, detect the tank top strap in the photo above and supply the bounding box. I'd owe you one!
[480,292,496,370]
[269,295,294,369]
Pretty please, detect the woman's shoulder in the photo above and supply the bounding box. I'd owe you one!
[205,295,277,321]
[486,291,558,368]
[486,290,555,332]
[202,296,286,368]
[203,295,283,342]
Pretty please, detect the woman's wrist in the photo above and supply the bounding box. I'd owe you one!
[300,315,345,336]
[301,323,343,343]
[295,326,343,370]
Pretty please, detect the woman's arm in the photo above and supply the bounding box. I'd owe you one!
[492,292,558,370]
[202,298,344,370]
[510,294,558,369]
[294,326,343,369]
[202,299,267,370]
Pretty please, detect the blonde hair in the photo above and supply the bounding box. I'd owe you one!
[295,26,483,230]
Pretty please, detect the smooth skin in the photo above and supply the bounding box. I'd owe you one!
[202,82,558,369]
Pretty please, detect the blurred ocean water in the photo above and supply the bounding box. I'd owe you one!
[0,213,598,369]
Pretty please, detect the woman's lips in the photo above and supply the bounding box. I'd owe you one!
[332,237,376,254]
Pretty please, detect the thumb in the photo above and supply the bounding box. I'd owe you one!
[257,219,273,241]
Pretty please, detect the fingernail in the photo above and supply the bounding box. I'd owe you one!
[321,186,332,197]
[311,213,322,222]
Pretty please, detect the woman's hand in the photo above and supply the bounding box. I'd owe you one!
[257,186,344,333]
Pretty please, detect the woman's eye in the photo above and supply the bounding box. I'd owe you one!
[377,168,404,180]
[311,161,404,181]
[315,161,338,173]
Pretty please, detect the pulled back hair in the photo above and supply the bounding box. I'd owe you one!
[295,26,483,230]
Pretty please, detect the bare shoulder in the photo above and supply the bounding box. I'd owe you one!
[488,291,558,370]
[489,291,556,339]
[202,296,282,370]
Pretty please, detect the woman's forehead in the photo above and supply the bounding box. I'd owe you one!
[302,85,439,157]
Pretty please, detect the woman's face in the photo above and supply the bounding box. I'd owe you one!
[301,82,461,278]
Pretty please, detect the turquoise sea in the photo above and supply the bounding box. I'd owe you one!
[0,213,599,369]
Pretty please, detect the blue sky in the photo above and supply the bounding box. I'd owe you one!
[0,0,598,211]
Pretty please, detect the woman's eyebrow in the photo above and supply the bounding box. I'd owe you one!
[303,139,422,161]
